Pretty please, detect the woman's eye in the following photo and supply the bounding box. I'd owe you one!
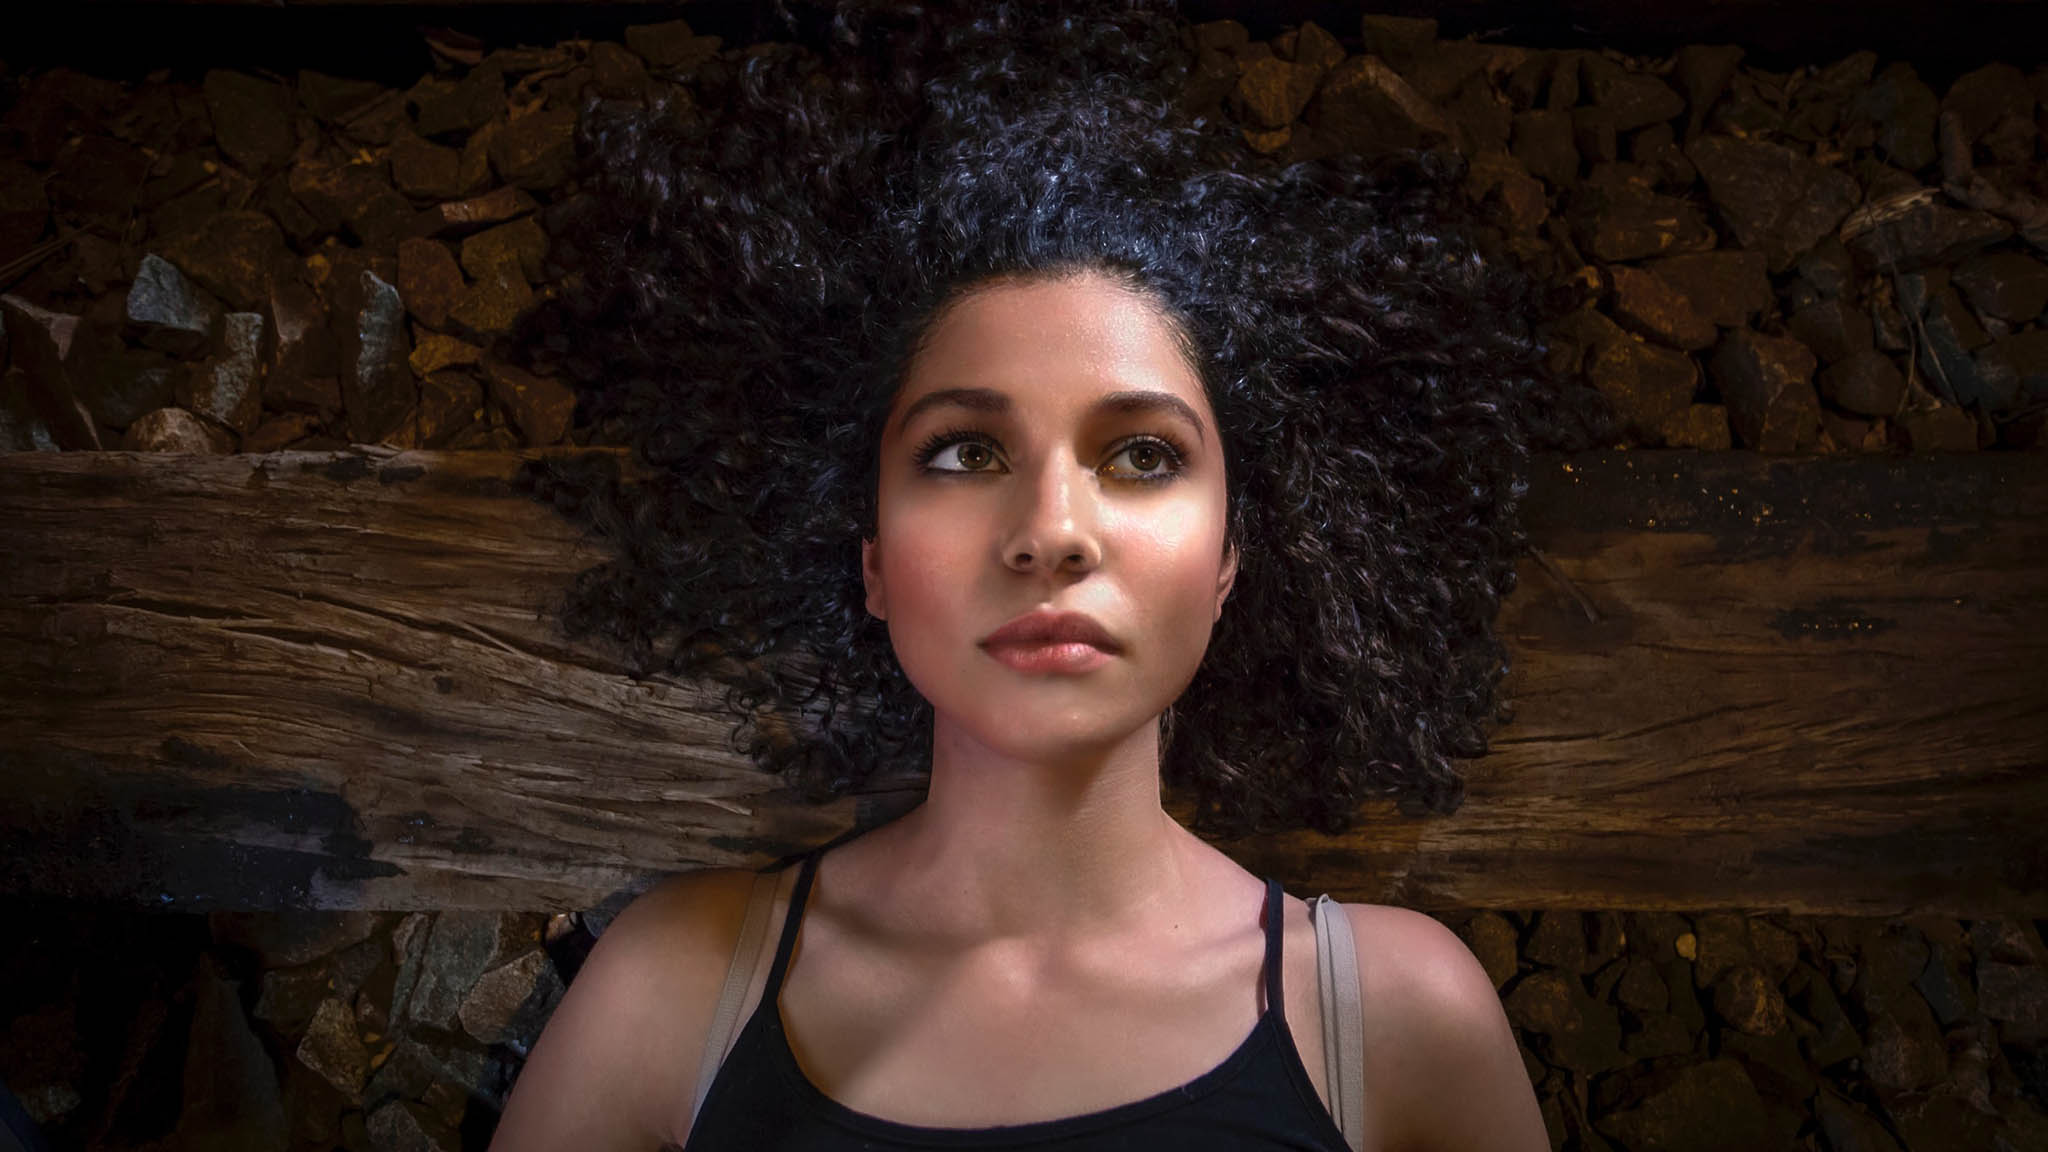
[1107,439,1179,480]
[921,437,1001,472]
[913,431,1186,482]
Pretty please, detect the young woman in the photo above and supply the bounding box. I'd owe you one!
[491,1,1609,1147]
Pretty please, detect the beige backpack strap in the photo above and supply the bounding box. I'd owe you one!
[689,868,782,1131]
[1312,894,1366,1152]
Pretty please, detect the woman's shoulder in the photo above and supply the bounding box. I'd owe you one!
[1334,901,1547,1151]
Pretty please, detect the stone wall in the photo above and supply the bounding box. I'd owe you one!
[3,8,2045,1151]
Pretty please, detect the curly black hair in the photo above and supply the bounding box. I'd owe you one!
[511,0,1616,839]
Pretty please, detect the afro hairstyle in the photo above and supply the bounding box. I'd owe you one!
[510,0,1617,839]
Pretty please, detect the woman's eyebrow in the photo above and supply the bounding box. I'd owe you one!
[894,387,1206,445]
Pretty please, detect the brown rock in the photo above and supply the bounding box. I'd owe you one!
[483,356,575,445]
[388,130,468,201]
[1654,403,1733,449]
[624,19,723,72]
[121,407,232,452]
[1526,912,1590,974]
[1617,957,1669,1014]
[1306,56,1456,156]
[1584,332,1699,438]
[411,59,505,140]
[0,294,99,450]
[1233,56,1321,130]
[1711,965,1788,1035]
[156,211,291,312]
[1820,351,1906,420]
[1583,63,1685,133]
[1595,1060,1771,1152]
[410,331,484,378]
[397,238,466,331]
[1788,297,1875,364]
[242,413,321,453]
[448,270,535,342]
[296,998,369,1103]
[1893,404,1981,451]
[459,215,549,284]
[414,184,538,237]
[1861,985,1948,1094]
[268,272,341,418]
[1608,265,1717,351]
[1647,250,1772,327]
[1710,329,1823,452]
[416,371,483,448]
[589,41,650,102]
[1511,108,1578,187]
[490,106,579,191]
[202,70,297,173]
[1457,912,1519,989]
[1570,183,1716,263]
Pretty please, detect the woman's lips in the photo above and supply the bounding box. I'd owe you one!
[983,641,1115,675]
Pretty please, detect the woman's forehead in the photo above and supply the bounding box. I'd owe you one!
[892,274,1207,429]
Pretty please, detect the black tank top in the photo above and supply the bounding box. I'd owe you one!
[680,847,1356,1150]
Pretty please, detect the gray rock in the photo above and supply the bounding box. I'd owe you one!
[125,253,218,356]
[1953,250,2048,323]
[1979,962,2048,1038]
[406,912,504,1030]
[459,948,564,1052]
[1861,984,1949,1094]
[1849,62,1940,172]
[1845,195,2013,274]
[1920,287,2002,407]
[1687,134,1861,272]
[252,963,331,1035]
[1790,298,1876,364]
[332,268,415,444]
[177,311,265,437]
[366,1099,457,1152]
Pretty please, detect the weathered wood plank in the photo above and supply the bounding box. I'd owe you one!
[3,447,2043,914]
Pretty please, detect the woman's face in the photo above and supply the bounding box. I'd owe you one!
[863,270,1237,762]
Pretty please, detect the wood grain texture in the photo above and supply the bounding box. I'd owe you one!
[3,447,2043,914]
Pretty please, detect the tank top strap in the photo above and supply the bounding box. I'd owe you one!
[1262,875,1285,1024]
[763,846,822,997]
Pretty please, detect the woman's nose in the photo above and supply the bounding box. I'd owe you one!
[1002,452,1102,573]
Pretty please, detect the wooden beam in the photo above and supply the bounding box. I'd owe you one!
[3,447,2043,915]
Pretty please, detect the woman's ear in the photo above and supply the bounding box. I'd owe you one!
[1215,540,1238,623]
[862,535,887,621]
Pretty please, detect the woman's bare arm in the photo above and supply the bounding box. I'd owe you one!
[489,870,753,1152]
[1346,905,1551,1152]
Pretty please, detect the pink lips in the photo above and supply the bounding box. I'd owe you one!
[980,608,1119,675]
